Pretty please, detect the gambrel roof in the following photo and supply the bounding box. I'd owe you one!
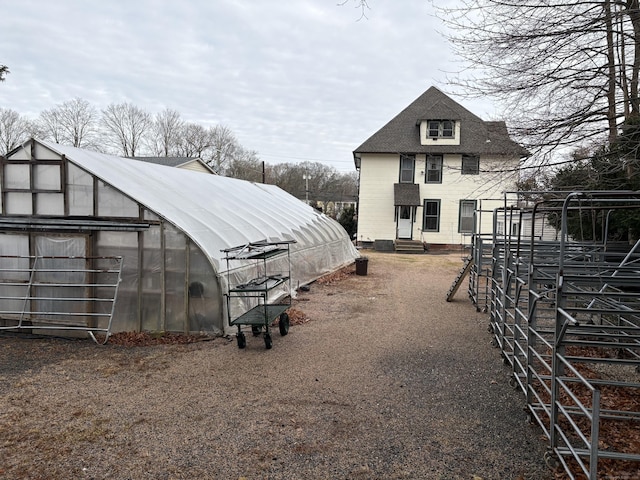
[353,86,528,161]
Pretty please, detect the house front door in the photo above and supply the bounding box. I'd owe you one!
[397,206,412,239]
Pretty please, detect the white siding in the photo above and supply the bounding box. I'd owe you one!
[179,160,214,174]
[419,121,461,146]
[357,153,518,245]
[357,154,399,243]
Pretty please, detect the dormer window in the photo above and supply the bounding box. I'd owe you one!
[419,119,460,145]
[427,120,455,139]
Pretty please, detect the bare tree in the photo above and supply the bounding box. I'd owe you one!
[39,97,99,148]
[4,98,357,206]
[226,149,263,182]
[332,170,358,202]
[206,125,239,174]
[0,108,31,155]
[24,118,46,141]
[267,161,356,203]
[147,108,184,157]
[433,0,640,165]
[176,123,211,159]
[0,65,9,82]
[102,102,152,157]
[39,107,65,144]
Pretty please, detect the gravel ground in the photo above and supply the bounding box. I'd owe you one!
[0,251,554,480]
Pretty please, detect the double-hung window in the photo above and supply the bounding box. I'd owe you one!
[461,155,479,175]
[427,120,455,139]
[425,155,443,183]
[459,200,476,233]
[399,154,415,183]
[423,199,440,231]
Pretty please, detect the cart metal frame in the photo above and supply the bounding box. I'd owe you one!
[222,240,295,349]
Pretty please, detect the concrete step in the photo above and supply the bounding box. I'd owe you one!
[394,240,425,253]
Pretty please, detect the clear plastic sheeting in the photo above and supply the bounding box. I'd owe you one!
[96,231,139,332]
[2,139,359,336]
[141,226,162,332]
[35,140,359,287]
[164,224,187,332]
[188,243,222,334]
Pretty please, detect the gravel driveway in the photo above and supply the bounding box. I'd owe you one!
[0,251,553,479]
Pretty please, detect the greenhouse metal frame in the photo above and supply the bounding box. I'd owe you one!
[0,139,359,338]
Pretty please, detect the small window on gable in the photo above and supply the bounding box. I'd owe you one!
[462,155,479,175]
[442,120,454,137]
[427,120,455,139]
[428,121,440,138]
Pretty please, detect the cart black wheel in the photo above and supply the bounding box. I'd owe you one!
[278,312,290,336]
[264,333,273,349]
[251,325,262,336]
[236,332,246,349]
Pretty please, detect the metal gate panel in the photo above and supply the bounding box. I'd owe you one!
[0,255,122,344]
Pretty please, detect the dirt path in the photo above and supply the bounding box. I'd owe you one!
[0,252,553,479]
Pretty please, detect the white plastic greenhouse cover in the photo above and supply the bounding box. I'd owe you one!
[37,140,359,282]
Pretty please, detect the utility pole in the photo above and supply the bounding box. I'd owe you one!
[302,173,309,204]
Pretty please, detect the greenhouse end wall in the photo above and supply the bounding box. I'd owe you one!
[0,228,223,336]
[0,140,224,336]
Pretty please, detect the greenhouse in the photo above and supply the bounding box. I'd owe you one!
[0,139,359,340]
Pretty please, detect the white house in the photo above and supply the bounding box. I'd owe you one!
[353,86,528,250]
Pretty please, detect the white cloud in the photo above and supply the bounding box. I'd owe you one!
[0,0,498,172]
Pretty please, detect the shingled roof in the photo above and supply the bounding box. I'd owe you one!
[132,156,195,167]
[393,183,421,206]
[353,87,528,161]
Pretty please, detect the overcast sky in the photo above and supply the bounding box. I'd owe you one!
[1,0,497,172]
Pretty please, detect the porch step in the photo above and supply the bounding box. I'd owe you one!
[394,239,425,254]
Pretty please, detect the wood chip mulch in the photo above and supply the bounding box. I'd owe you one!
[105,265,354,347]
[107,331,213,347]
[315,264,355,285]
